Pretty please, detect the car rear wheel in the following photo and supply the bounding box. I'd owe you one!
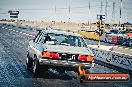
[77,74,85,83]
[85,69,90,74]
[26,55,33,70]
[129,40,132,47]
[33,60,43,77]
[77,65,90,83]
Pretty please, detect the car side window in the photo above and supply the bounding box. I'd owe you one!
[36,33,53,44]
[43,34,51,43]
[34,32,42,43]
[38,36,43,43]
[36,33,46,44]
[38,35,46,44]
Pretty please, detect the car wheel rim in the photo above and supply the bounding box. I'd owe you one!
[26,57,29,64]
[130,41,132,46]
[33,61,36,73]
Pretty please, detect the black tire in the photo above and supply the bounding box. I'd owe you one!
[129,40,132,47]
[77,75,85,83]
[57,68,66,73]
[33,60,43,78]
[26,55,33,70]
[85,69,90,74]
[105,38,107,43]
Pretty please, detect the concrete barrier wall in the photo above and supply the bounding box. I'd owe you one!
[89,47,132,71]
[69,30,100,40]
[78,31,100,40]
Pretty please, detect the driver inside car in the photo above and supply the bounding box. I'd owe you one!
[44,34,51,43]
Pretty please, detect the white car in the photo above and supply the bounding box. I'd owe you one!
[26,29,94,77]
[101,29,119,44]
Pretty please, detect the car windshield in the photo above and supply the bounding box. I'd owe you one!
[127,31,132,33]
[46,33,87,47]
[119,31,126,34]
[110,30,119,34]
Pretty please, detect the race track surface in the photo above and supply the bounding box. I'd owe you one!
[0,24,131,87]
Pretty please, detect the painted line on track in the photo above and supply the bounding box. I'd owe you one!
[22,33,27,35]
[114,46,132,50]
[8,28,35,38]
[19,32,22,34]
[29,34,33,37]
[25,33,30,36]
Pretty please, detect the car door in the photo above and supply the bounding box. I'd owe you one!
[28,31,42,59]
[34,33,46,58]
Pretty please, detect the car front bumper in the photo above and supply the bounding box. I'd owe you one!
[38,58,94,69]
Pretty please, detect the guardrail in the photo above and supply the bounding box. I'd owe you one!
[88,46,132,73]
[65,30,100,40]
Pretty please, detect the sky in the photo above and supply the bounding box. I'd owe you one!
[0,0,132,24]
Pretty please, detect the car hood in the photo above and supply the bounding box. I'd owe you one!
[109,33,118,36]
[43,44,93,56]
